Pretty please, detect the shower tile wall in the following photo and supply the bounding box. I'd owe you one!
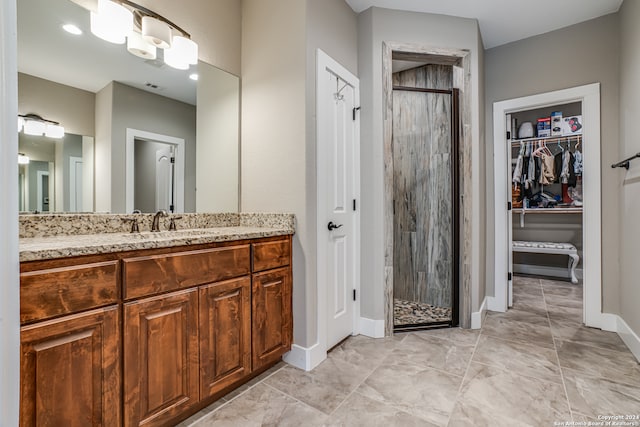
[392,65,453,311]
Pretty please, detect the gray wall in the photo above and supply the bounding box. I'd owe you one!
[619,0,640,337]
[18,73,95,136]
[357,7,484,320]
[484,14,621,314]
[241,0,358,348]
[133,139,168,213]
[109,82,196,213]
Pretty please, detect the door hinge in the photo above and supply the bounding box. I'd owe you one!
[170,157,175,164]
[507,202,512,211]
[506,131,511,140]
[508,272,512,281]
[352,106,361,121]
[353,289,356,301]
[353,199,356,211]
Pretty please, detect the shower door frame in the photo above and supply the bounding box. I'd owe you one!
[382,42,473,335]
[390,85,460,331]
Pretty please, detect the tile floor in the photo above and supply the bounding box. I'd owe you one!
[178,276,640,426]
[394,298,452,325]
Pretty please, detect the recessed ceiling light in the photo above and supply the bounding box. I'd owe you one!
[62,24,83,35]
[189,73,198,81]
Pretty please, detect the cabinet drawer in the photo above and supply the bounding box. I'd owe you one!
[123,245,251,300]
[20,261,119,324]
[253,239,291,272]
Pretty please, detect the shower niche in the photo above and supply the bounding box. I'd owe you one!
[391,62,460,331]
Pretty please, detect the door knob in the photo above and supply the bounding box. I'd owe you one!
[327,221,343,231]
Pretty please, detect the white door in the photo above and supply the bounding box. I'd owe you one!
[155,146,174,212]
[69,156,83,212]
[317,50,360,349]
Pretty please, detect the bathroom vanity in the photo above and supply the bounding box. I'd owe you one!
[18,213,294,427]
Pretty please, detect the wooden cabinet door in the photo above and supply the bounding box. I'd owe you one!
[20,306,120,427]
[124,289,199,427]
[199,277,251,398]
[252,267,292,370]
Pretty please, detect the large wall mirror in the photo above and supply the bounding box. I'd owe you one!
[18,0,240,213]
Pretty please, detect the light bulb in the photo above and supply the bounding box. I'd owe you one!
[164,35,198,70]
[142,16,172,49]
[45,123,65,139]
[90,0,133,45]
[24,120,46,136]
[127,31,157,59]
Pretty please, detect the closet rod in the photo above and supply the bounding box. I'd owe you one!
[611,153,640,170]
[392,86,452,95]
[511,135,582,145]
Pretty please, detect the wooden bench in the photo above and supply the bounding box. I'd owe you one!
[512,241,580,284]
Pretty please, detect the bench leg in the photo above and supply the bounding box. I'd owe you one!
[568,253,579,284]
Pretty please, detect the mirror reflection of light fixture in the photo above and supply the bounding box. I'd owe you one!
[19,114,65,139]
[90,0,133,44]
[141,16,172,49]
[76,0,198,71]
[127,30,157,60]
[18,153,30,165]
[164,35,198,70]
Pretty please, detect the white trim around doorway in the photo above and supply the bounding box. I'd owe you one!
[490,83,605,329]
[125,128,185,214]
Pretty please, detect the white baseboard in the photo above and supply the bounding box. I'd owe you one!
[513,264,583,281]
[598,313,618,332]
[486,295,504,312]
[615,316,640,363]
[358,317,385,338]
[471,297,487,329]
[283,342,326,371]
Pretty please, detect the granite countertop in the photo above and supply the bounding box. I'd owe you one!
[20,226,294,262]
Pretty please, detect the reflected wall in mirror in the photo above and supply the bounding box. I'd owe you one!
[18,132,94,212]
[17,0,240,214]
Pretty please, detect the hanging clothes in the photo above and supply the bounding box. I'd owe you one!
[574,150,583,175]
[512,143,525,183]
[540,153,555,185]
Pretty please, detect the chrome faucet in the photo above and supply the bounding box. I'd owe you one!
[151,210,168,232]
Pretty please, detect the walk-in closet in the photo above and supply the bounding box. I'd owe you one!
[509,102,584,296]
[391,61,460,330]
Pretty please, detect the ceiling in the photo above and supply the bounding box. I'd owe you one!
[345,0,623,49]
[18,0,197,105]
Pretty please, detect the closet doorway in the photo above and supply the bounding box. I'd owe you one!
[492,84,604,329]
[390,62,460,331]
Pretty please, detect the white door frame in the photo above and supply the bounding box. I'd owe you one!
[492,83,604,329]
[125,128,185,213]
[316,49,361,359]
[36,170,49,212]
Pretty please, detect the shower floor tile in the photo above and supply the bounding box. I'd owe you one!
[393,298,451,325]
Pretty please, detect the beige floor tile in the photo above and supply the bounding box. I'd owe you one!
[472,335,562,384]
[512,276,542,287]
[513,284,543,298]
[388,332,475,376]
[545,294,583,310]
[556,340,640,385]
[481,314,555,349]
[486,307,549,325]
[542,283,583,299]
[327,334,399,370]
[408,326,480,346]
[546,304,584,324]
[357,359,462,426]
[447,362,571,427]
[562,368,640,418]
[326,391,438,427]
[190,383,327,427]
[264,357,370,414]
[550,319,629,352]
[174,399,226,427]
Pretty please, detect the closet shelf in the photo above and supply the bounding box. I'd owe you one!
[512,207,583,214]
[511,134,582,145]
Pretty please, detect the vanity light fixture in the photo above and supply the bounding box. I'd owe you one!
[18,153,30,165]
[19,114,65,139]
[90,0,133,44]
[189,73,198,81]
[83,0,198,71]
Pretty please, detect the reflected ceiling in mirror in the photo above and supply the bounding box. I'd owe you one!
[18,0,197,105]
